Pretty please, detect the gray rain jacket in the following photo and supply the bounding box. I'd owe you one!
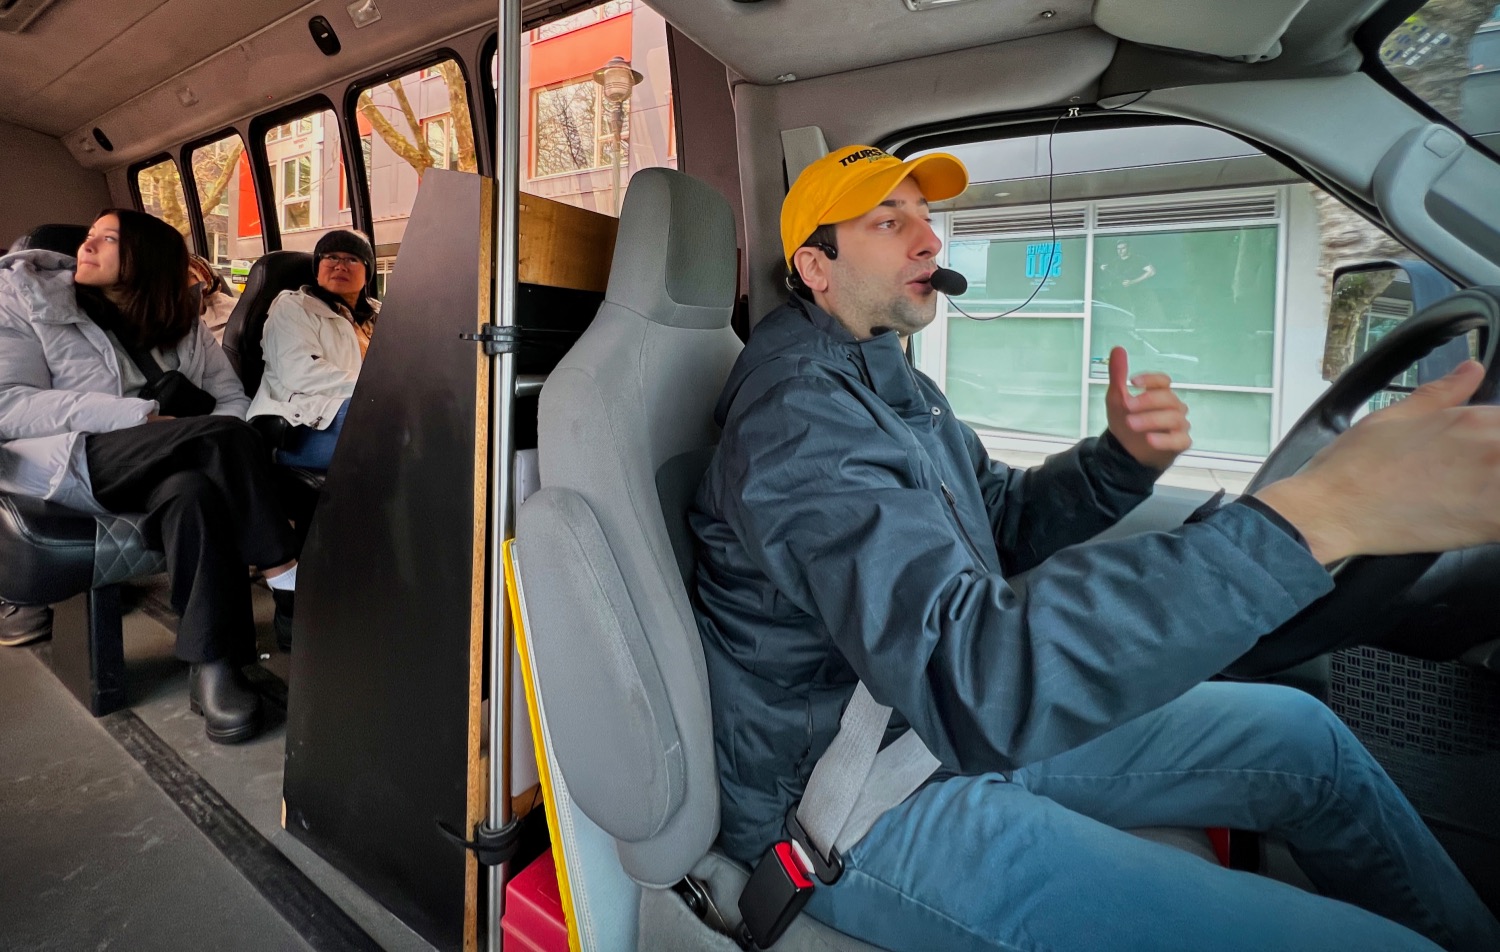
[0,249,250,513]
[690,296,1334,864]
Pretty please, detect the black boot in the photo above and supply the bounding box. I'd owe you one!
[0,600,52,648]
[271,590,294,652]
[189,659,262,744]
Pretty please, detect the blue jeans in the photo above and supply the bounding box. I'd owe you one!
[804,682,1500,952]
[275,400,349,471]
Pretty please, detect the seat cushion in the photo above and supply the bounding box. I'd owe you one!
[0,493,96,602]
[0,493,161,603]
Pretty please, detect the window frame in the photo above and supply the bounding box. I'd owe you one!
[128,153,193,245]
[529,75,630,179]
[917,184,1290,464]
[248,95,344,251]
[179,128,257,263]
[890,112,1336,470]
[341,48,478,238]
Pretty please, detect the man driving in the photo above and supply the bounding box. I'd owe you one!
[689,144,1500,951]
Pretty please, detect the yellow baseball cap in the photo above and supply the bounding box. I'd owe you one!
[781,145,968,265]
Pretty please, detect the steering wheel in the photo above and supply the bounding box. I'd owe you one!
[1223,287,1500,679]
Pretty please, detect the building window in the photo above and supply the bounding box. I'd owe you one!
[927,190,1283,459]
[375,258,395,298]
[532,77,629,177]
[423,116,457,170]
[212,232,230,264]
[278,154,314,231]
[534,0,631,41]
[267,117,315,142]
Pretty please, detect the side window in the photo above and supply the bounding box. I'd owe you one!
[260,109,349,254]
[188,134,263,293]
[492,0,677,217]
[353,57,477,280]
[912,124,1413,491]
[1379,2,1500,155]
[134,158,191,240]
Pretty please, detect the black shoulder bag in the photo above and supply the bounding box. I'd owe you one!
[121,340,218,418]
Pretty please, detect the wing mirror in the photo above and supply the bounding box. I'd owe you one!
[1322,260,1468,383]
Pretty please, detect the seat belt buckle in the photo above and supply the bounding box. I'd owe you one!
[784,805,844,885]
[737,840,817,949]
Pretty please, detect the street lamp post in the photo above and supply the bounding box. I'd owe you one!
[592,55,642,216]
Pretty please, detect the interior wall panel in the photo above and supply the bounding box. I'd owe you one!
[0,120,110,248]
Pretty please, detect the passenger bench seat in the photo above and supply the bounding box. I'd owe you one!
[0,224,165,715]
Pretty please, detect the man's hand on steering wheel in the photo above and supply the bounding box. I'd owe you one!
[1254,360,1500,563]
[1104,346,1192,472]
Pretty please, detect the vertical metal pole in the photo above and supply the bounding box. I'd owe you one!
[609,104,621,215]
[486,0,521,947]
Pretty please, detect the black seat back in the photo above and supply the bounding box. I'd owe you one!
[223,251,314,396]
[9,223,89,256]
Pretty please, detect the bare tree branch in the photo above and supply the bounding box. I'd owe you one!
[390,79,428,151]
[436,61,479,173]
[357,89,433,178]
[195,141,244,219]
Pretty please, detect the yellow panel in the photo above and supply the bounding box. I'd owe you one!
[504,538,583,952]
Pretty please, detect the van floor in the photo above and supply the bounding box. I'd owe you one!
[0,579,438,952]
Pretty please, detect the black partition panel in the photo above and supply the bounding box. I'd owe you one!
[283,169,491,952]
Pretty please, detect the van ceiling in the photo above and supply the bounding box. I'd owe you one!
[0,0,312,137]
[0,0,1385,148]
[648,0,1377,87]
[0,0,583,140]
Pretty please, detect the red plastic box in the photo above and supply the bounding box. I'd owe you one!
[502,850,569,952]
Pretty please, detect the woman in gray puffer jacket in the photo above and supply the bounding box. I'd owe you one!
[0,210,295,745]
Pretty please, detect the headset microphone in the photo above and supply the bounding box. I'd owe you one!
[929,267,968,296]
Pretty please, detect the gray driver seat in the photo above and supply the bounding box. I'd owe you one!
[513,167,886,951]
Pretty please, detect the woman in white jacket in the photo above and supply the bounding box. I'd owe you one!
[0,210,294,745]
[248,229,379,470]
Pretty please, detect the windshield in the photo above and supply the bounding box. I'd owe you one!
[1379,1,1500,157]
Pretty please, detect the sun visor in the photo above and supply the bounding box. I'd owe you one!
[1093,0,1312,62]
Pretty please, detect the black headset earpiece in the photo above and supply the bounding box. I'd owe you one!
[787,240,838,296]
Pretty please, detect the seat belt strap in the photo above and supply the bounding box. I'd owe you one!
[794,682,940,874]
[737,683,939,948]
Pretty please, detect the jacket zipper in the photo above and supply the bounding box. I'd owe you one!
[941,483,986,567]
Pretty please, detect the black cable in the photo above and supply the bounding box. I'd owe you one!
[947,109,1067,322]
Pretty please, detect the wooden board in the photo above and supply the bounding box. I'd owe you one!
[517,192,618,292]
[282,169,492,952]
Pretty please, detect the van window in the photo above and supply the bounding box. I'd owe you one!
[911,123,1411,489]
[135,158,191,240]
[189,134,263,293]
[353,58,477,278]
[1380,2,1500,153]
[499,0,678,217]
[262,109,351,255]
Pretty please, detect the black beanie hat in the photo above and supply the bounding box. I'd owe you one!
[313,229,375,277]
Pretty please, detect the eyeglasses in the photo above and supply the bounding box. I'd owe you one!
[320,254,364,269]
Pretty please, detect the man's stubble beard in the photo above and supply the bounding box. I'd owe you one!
[835,270,936,339]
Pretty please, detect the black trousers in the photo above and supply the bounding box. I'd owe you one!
[85,417,297,663]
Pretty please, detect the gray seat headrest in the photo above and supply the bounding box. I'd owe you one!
[604,168,737,331]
